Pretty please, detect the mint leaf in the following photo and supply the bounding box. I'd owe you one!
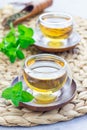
[18,25,34,37]
[6,48,16,56]
[19,37,35,49]
[12,82,22,95]
[2,87,12,99]
[11,97,21,107]
[0,42,4,50]
[0,23,35,63]
[16,49,25,59]
[9,55,16,63]
[5,47,17,63]
[27,38,35,45]
[10,82,23,107]
[4,31,16,46]
[21,91,34,102]
[1,81,34,107]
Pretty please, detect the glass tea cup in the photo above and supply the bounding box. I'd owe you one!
[23,54,72,104]
[36,12,73,48]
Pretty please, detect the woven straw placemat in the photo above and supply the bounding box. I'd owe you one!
[0,5,87,126]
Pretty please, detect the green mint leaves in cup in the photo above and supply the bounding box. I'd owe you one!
[0,23,35,63]
[2,81,34,107]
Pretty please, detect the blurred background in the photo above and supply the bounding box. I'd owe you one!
[0,0,87,18]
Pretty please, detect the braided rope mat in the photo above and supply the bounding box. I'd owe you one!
[0,5,87,126]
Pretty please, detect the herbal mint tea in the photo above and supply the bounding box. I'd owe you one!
[23,57,67,103]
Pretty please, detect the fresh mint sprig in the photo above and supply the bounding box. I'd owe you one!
[2,82,34,107]
[0,23,35,63]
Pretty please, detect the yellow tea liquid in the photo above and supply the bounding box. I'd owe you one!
[40,16,72,39]
[23,58,67,103]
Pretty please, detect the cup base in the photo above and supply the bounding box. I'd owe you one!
[33,90,62,104]
[48,40,65,48]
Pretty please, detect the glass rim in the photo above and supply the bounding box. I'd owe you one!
[39,12,73,27]
[24,54,67,74]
